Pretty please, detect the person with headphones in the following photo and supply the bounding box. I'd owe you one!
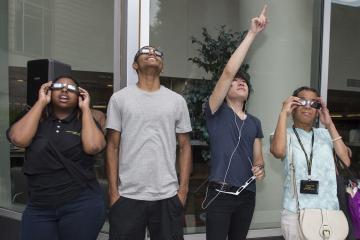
[202,6,267,240]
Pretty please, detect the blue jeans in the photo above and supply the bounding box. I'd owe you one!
[21,187,106,240]
[205,187,256,240]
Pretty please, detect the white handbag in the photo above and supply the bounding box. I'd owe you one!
[287,132,349,240]
[299,208,348,240]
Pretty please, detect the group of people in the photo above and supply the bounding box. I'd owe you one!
[7,5,353,240]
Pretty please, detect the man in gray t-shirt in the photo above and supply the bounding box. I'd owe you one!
[106,46,192,240]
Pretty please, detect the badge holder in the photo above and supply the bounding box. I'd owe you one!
[300,179,319,194]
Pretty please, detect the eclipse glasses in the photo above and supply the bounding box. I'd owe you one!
[51,83,79,94]
[298,99,321,109]
[134,46,164,61]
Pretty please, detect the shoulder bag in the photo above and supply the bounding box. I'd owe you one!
[287,132,349,240]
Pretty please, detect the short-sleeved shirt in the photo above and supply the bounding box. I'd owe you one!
[106,85,192,201]
[20,110,98,207]
[204,102,263,191]
[283,127,339,213]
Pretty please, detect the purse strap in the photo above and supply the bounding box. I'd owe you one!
[334,149,357,183]
[287,132,300,212]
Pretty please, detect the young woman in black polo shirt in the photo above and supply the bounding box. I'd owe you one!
[8,76,106,240]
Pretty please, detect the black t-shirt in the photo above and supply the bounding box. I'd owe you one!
[16,110,98,207]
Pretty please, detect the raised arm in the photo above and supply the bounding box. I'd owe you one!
[176,132,192,206]
[270,96,300,159]
[106,129,121,207]
[209,5,268,113]
[8,81,52,147]
[318,98,350,167]
[79,87,106,155]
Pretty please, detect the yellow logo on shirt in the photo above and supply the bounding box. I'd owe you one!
[65,131,81,136]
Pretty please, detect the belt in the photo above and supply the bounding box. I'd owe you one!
[208,181,239,192]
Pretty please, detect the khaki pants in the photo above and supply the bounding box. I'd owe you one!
[281,209,306,240]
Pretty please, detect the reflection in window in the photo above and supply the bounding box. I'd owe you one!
[7,1,114,235]
[9,0,53,57]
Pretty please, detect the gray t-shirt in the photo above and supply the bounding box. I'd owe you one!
[106,85,192,200]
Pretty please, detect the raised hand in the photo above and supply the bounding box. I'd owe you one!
[78,87,91,110]
[38,81,52,106]
[250,5,268,34]
[281,96,301,116]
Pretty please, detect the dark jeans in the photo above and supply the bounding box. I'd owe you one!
[21,188,106,240]
[108,195,184,240]
[205,187,256,240]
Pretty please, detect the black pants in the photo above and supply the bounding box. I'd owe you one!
[205,187,256,240]
[108,195,184,240]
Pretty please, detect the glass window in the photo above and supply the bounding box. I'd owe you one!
[2,0,114,233]
[328,2,360,176]
[149,0,322,234]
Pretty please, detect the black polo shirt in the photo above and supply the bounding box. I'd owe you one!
[23,110,98,207]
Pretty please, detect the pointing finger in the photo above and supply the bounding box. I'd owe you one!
[260,4,267,17]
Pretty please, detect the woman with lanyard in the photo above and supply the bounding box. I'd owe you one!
[7,76,106,240]
[270,86,350,239]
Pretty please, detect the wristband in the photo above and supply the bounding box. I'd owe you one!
[331,136,342,142]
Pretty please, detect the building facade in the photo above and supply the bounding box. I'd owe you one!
[1,0,360,239]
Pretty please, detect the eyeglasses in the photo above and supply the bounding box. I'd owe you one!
[51,83,79,94]
[299,99,321,109]
[134,47,164,61]
[215,175,256,196]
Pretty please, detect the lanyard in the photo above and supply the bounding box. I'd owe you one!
[292,126,314,177]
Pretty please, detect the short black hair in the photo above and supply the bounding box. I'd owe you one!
[234,70,252,91]
[233,69,252,112]
[292,86,320,97]
[234,68,253,102]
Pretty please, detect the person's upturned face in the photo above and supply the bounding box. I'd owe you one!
[133,47,164,73]
[293,90,319,125]
[51,77,79,109]
[227,77,249,101]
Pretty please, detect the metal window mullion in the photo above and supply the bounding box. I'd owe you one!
[41,7,44,56]
[139,0,149,47]
[320,0,331,104]
[22,1,24,53]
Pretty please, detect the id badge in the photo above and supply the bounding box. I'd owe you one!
[300,180,319,194]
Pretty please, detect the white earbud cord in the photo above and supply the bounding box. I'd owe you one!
[202,111,245,209]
